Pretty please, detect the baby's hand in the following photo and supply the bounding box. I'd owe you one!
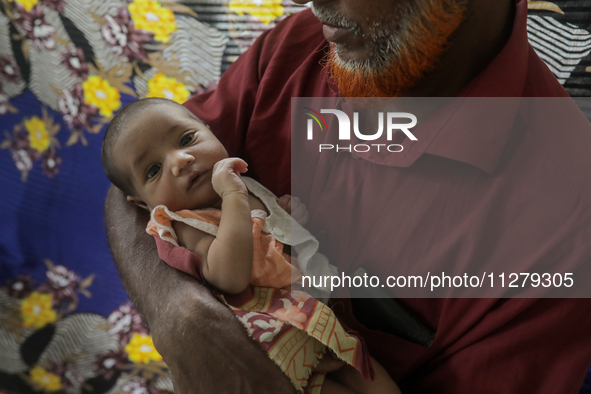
[278,195,309,226]
[212,158,248,198]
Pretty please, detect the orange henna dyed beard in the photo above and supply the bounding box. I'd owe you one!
[328,1,468,98]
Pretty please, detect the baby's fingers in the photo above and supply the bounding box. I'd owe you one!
[290,197,303,213]
[213,158,248,175]
[291,197,309,226]
[278,195,309,225]
[228,158,248,174]
[278,195,292,213]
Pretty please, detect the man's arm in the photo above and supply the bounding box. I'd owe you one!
[104,185,295,393]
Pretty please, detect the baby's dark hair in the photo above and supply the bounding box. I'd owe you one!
[101,97,182,196]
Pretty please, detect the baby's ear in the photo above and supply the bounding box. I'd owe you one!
[126,195,150,211]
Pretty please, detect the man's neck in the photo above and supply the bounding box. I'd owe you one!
[406,0,515,97]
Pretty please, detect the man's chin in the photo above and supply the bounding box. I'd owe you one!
[330,43,374,67]
[327,0,468,99]
[327,46,399,99]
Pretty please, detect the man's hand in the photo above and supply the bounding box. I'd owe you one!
[212,158,248,198]
[105,185,296,393]
[278,195,309,226]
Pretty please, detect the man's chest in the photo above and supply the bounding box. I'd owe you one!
[293,147,591,298]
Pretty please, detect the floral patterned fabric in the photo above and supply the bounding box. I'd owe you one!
[0,0,590,393]
[0,1,304,392]
[0,263,172,393]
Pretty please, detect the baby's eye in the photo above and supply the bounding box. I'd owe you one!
[179,133,194,147]
[147,164,161,179]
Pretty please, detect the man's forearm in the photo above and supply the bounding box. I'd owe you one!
[104,185,178,322]
[104,185,295,393]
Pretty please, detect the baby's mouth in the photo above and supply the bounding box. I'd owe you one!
[188,170,206,190]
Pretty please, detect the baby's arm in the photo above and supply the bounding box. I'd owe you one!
[174,158,253,294]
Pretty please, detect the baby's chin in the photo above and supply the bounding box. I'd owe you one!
[155,196,223,212]
[190,196,223,211]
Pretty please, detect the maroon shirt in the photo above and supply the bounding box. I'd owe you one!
[184,0,591,392]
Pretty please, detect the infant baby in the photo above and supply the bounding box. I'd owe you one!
[101,97,400,394]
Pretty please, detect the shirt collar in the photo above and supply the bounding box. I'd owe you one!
[424,0,529,175]
[351,0,530,175]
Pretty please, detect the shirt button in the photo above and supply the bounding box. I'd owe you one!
[273,227,284,237]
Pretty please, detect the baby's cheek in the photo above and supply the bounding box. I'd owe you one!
[155,193,184,211]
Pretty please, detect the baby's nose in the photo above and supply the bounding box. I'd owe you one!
[170,151,195,176]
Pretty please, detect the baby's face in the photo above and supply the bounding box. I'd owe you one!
[112,103,228,211]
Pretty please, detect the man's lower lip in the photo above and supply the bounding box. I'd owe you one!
[322,24,352,44]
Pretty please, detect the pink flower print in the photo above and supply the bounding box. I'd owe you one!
[14,5,56,50]
[3,126,45,178]
[40,0,67,13]
[120,378,150,394]
[107,302,147,345]
[101,7,153,62]
[4,275,34,298]
[11,148,33,173]
[95,349,127,380]
[0,91,10,115]
[39,265,80,308]
[0,56,21,83]
[270,304,307,330]
[48,362,84,390]
[61,48,89,79]
[58,83,98,130]
[41,148,61,177]
[9,132,39,173]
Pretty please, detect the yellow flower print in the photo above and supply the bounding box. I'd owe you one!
[21,292,57,329]
[124,333,162,364]
[30,366,62,391]
[11,0,38,12]
[527,1,564,14]
[229,0,285,25]
[24,116,50,153]
[128,0,177,43]
[146,73,190,104]
[82,75,121,118]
